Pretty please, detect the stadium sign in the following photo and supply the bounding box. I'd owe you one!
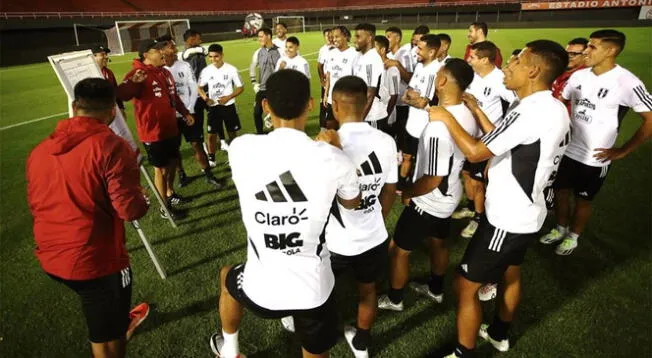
[522,0,652,10]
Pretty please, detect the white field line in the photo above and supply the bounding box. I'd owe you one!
[0,51,321,131]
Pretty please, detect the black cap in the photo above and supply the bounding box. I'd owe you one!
[91,44,111,54]
[138,39,168,57]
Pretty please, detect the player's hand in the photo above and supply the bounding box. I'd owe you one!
[384,59,400,69]
[315,129,342,149]
[183,114,195,126]
[428,106,454,122]
[401,193,411,206]
[253,83,261,93]
[217,97,230,105]
[279,61,287,70]
[322,95,328,108]
[205,98,216,106]
[131,69,147,83]
[462,93,481,112]
[593,147,626,162]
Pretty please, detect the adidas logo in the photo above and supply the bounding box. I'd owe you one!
[255,171,307,202]
[358,151,383,177]
[475,172,483,178]
[579,191,589,197]
[461,264,468,273]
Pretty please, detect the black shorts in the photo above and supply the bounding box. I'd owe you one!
[319,87,328,128]
[367,117,391,136]
[458,216,536,283]
[395,106,410,152]
[48,267,132,343]
[331,241,387,284]
[323,103,338,129]
[225,264,338,354]
[463,160,489,182]
[207,104,241,139]
[552,155,609,201]
[143,136,180,168]
[393,202,451,251]
[404,133,419,156]
[177,115,204,143]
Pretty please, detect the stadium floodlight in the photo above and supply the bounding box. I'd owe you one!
[273,16,306,33]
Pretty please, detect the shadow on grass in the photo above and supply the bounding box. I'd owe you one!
[168,243,246,277]
[129,217,236,253]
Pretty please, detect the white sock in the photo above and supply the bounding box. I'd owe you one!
[221,330,240,358]
[567,232,580,241]
[555,224,568,235]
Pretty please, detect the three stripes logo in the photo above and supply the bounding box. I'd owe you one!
[120,267,131,288]
[358,151,383,177]
[559,130,571,147]
[482,111,521,145]
[633,85,652,111]
[488,228,507,252]
[255,171,307,202]
[597,88,609,99]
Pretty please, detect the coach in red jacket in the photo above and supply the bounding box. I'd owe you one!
[27,78,149,358]
[117,39,194,219]
[92,44,125,117]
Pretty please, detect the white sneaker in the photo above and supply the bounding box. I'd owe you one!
[343,325,369,358]
[209,333,248,358]
[539,227,565,244]
[441,353,458,358]
[479,323,510,352]
[280,316,295,333]
[408,282,443,303]
[452,207,474,220]
[555,237,578,256]
[478,283,497,301]
[377,294,404,311]
[461,219,479,239]
[221,140,229,151]
[209,159,217,168]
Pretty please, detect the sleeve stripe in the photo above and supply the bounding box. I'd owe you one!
[634,85,652,110]
[392,75,399,94]
[366,64,373,85]
[424,74,435,98]
[482,112,521,145]
[428,137,439,175]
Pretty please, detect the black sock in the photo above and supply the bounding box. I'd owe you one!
[487,315,511,341]
[387,287,404,304]
[428,273,444,295]
[203,168,213,177]
[178,169,186,176]
[466,200,475,211]
[473,212,483,222]
[351,326,370,351]
[454,343,475,357]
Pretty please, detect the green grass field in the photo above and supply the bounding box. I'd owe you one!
[1,27,650,357]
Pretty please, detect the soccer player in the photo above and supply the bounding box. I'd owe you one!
[464,22,503,67]
[323,25,358,129]
[385,25,430,84]
[117,39,194,219]
[27,78,150,358]
[92,44,125,117]
[198,44,245,165]
[209,69,361,358]
[272,22,289,56]
[250,27,281,134]
[456,41,517,239]
[374,36,400,132]
[507,49,521,65]
[431,40,570,357]
[377,59,477,312]
[180,29,210,148]
[318,28,334,130]
[352,23,388,133]
[436,33,452,65]
[398,34,442,189]
[275,36,311,79]
[385,26,413,160]
[551,37,588,111]
[159,36,223,189]
[541,29,652,256]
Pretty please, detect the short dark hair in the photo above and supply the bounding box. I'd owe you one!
[323,28,331,34]
[471,41,498,63]
[266,69,311,119]
[413,25,430,35]
[590,29,626,54]
[74,78,116,113]
[437,33,452,44]
[183,29,200,41]
[525,40,569,86]
[258,27,273,37]
[385,26,402,39]
[420,34,441,50]
[286,36,300,46]
[512,49,522,57]
[156,34,173,43]
[208,44,223,54]
[355,23,376,36]
[332,25,351,40]
[276,22,288,29]
[568,37,589,47]
[470,22,488,37]
[332,76,368,112]
[443,58,475,91]
[374,35,389,52]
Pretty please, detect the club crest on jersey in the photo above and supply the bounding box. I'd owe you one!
[597,88,609,98]
[178,72,185,78]
[483,87,492,96]
[342,58,349,64]
[224,74,229,80]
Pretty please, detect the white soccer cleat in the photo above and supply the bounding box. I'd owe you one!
[478,283,497,302]
[221,140,229,151]
[452,207,474,220]
[209,159,217,168]
[539,228,565,244]
[377,294,404,312]
[280,316,295,333]
[460,220,479,239]
[343,325,369,358]
[479,323,510,352]
[209,333,248,358]
[555,238,578,256]
[441,353,458,358]
[409,282,443,303]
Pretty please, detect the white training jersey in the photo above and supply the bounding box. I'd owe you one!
[198,62,243,107]
[381,66,401,125]
[326,123,398,256]
[406,61,442,138]
[389,43,413,106]
[438,55,452,66]
[325,47,359,104]
[318,44,333,65]
[466,67,517,124]
[482,90,570,233]
[562,65,652,167]
[165,60,198,114]
[275,55,311,79]
[353,48,388,122]
[412,104,478,218]
[229,128,359,310]
[272,37,288,56]
[410,45,419,71]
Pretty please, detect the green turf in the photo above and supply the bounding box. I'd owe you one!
[1,27,650,357]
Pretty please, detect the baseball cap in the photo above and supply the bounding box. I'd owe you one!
[138,39,168,58]
[91,44,111,54]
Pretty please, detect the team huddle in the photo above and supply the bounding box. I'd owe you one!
[25,20,650,358]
